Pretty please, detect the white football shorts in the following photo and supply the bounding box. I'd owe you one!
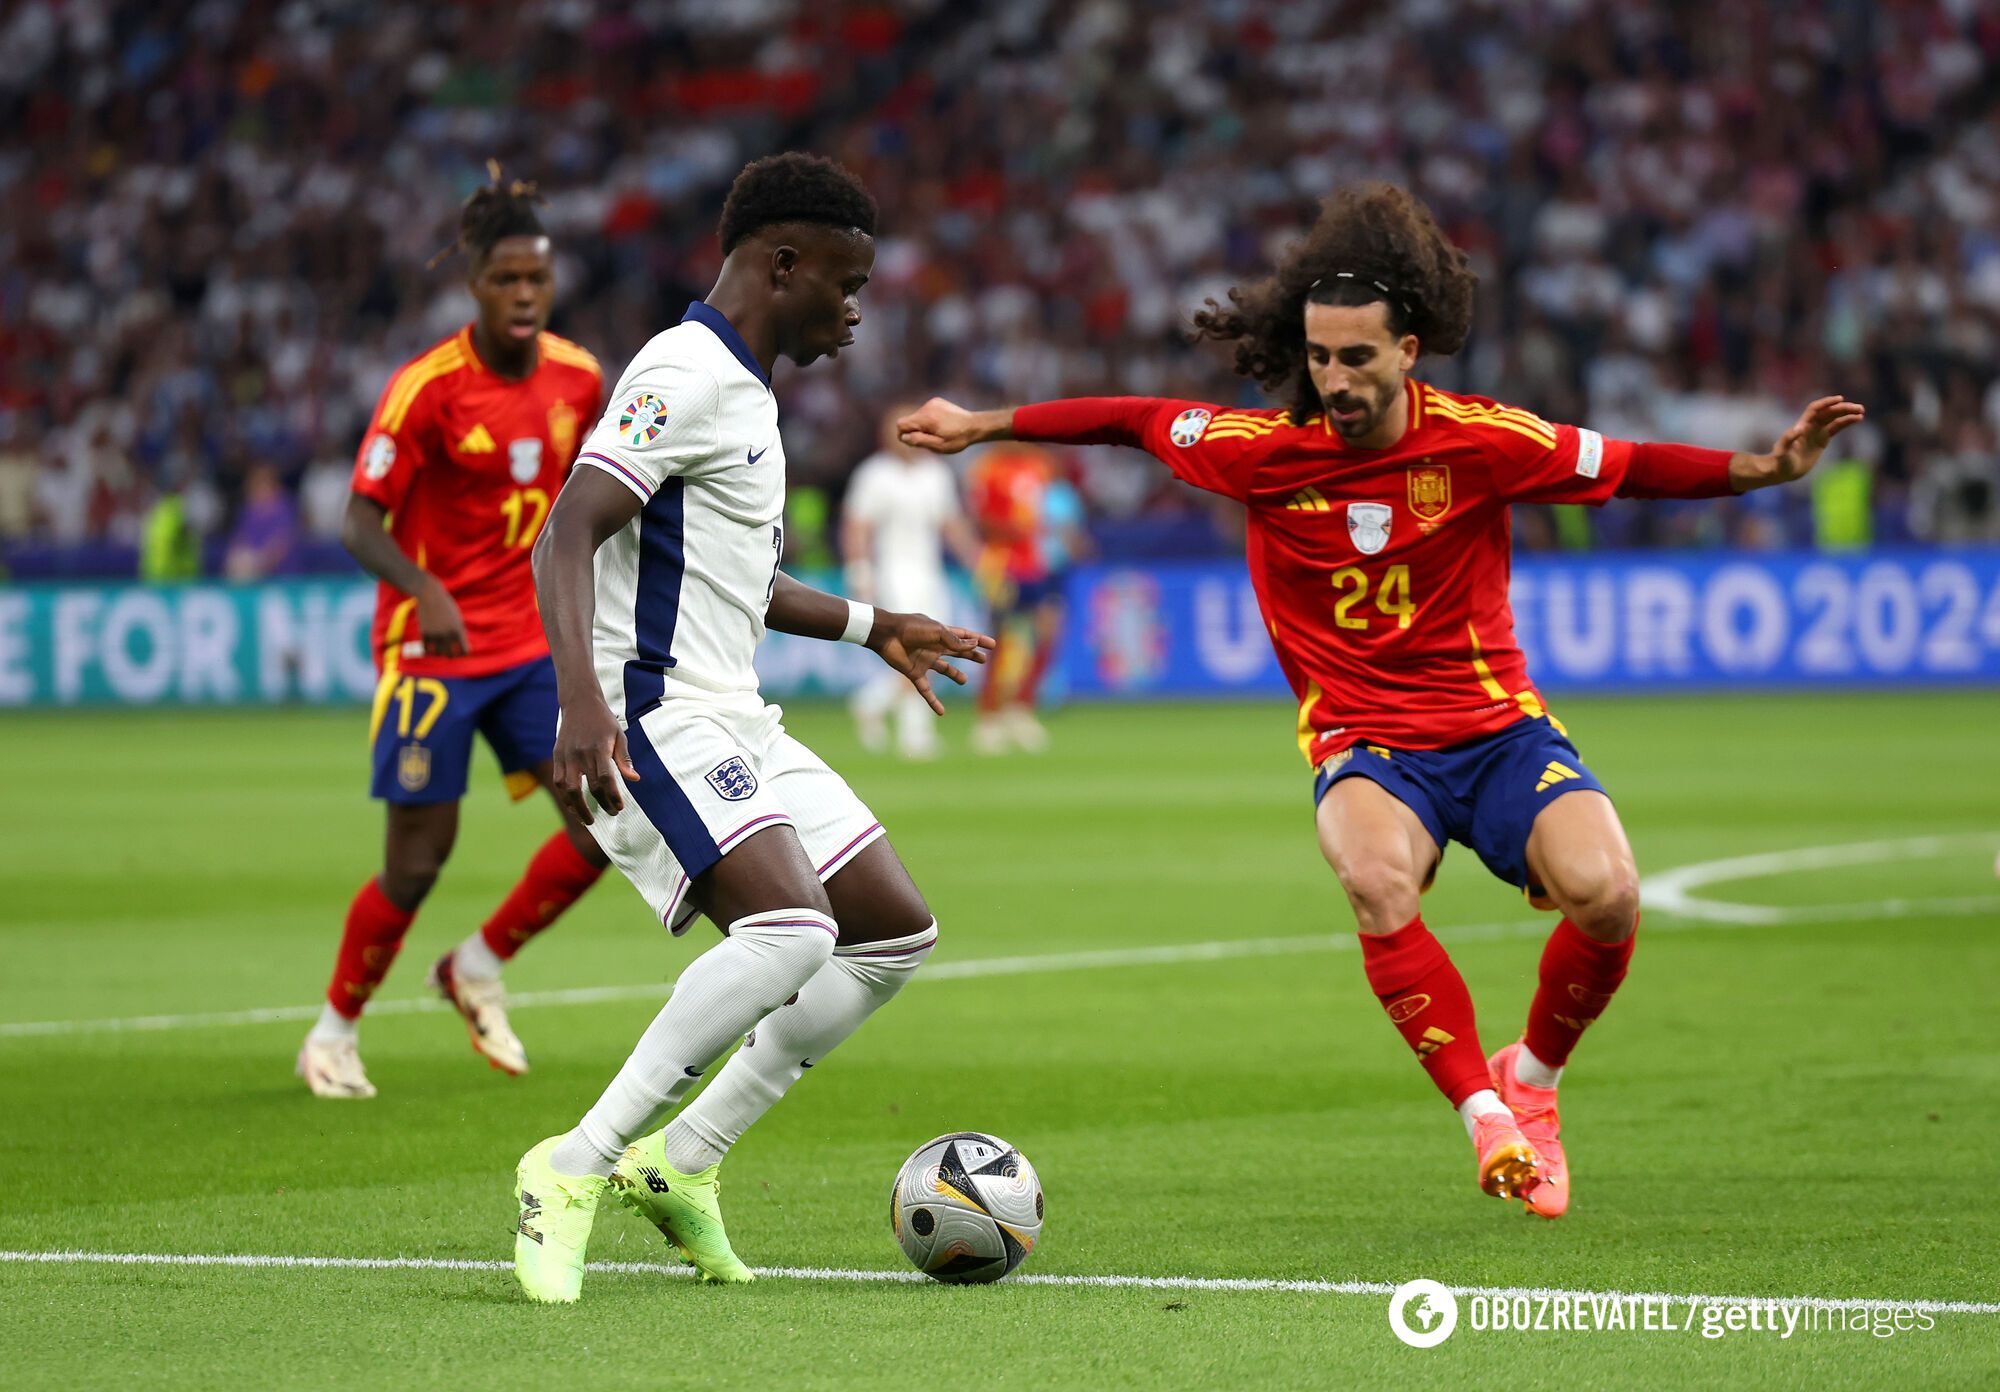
[875,562,950,620]
[583,690,884,937]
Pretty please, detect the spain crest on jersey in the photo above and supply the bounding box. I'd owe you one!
[706,756,758,802]
[1408,464,1451,522]
[1347,502,1392,555]
[547,399,578,461]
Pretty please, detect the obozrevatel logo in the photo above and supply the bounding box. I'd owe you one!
[1389,1279,1459,1348]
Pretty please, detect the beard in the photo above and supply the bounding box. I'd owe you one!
[1325,380,1396,440]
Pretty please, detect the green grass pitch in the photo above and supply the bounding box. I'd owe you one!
[1,693,1996,1388]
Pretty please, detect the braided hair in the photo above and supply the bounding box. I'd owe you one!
[431,159,547,270]
[1190,184,1478,424]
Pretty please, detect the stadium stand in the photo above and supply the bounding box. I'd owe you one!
[1,0,1995,574]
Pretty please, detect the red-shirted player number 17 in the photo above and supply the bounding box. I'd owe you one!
[1329,563,1416,631]
[499,487,551,548]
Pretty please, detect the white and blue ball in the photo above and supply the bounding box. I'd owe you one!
[890,1132,1043,1284]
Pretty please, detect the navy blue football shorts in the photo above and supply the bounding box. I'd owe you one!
[1311,716,1609,890]
[368,655,558,806]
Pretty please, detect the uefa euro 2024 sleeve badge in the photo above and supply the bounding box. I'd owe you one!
[1347,502,1392,555]
[1169,408,1211,447]
[619,393,668,448]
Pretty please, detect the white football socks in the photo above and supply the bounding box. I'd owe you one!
[1514,1043,1563,1090]
[451,931,505,983]
[1458,1088,1512,1139]
[549,908,837,1178]
[851,672,900,721]
[308,1002,357,1043]
[662,921,940,1174]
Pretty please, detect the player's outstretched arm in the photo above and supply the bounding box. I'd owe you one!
[1728,395,1867,491]
[532,468,644,825]
[896,398,1017,454]
[1605,395,1868,503]
[340,493,469,659]
[900,395,1256,502]
[768,572,995,716]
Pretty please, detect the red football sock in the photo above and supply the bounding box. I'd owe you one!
[478,831,604,961]
[1523,917,1635,1069]
[978,642,1008,714]
[326,877,416,1019]
[1359,916,1492,1107]
[1019,640,1053,708]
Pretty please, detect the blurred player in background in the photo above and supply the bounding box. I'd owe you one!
[1030,456,1092,712]
[297,168,608,1099]
[900,183,1863,1218]
[512,154,992,1303]
[968,443,1060,752]
[842,404,981,759]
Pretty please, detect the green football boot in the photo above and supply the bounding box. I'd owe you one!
[514,1135,609,1303]
[609,1132,755,1284]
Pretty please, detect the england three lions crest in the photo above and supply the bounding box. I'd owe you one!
[1347,502,1392,555]
[706,756,758,802]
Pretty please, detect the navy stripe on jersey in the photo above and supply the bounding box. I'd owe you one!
[624,478,686,720]
[622,718,724,882]
[681,301,770,389]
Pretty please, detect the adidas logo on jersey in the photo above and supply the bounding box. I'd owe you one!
[457,424,496,454]
[1286,487,1332,513]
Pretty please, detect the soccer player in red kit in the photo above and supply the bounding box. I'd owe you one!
[967,443,1060,752]
[898,184,1864,1216]
[297,169,609,1098]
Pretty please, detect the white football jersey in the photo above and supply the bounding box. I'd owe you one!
[844,450,961,609]
[575,302,786,712]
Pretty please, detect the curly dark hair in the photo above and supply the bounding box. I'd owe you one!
[718,152,878,254]
[432,159,547,269]
[1190,184,1478,423]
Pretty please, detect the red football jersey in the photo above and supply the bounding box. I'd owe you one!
[350,327,603,677]
[968,445,1053,582]
[1018,381,1636,763]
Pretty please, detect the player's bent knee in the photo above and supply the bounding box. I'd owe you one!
[1558,863,1641,942]
[379,853,446,908]
[727,908,839,1002]
[835,917,940,973]
[1335,863,1423,935]
[837,898,935,947]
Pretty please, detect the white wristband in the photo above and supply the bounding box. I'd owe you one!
[839,599,876,645]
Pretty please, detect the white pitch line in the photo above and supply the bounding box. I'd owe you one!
[1645,833,2000,926]
[0,924,1521,1039]
[2,1249,1994,1316]
[6,834,1995,1041]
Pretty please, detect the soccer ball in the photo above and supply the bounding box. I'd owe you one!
[890,1132,1043,1283]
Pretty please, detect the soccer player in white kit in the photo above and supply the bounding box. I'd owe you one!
[842,406,981,758]
[511,154,994,1302]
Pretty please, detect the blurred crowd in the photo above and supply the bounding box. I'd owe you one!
[2,0,1998,577]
